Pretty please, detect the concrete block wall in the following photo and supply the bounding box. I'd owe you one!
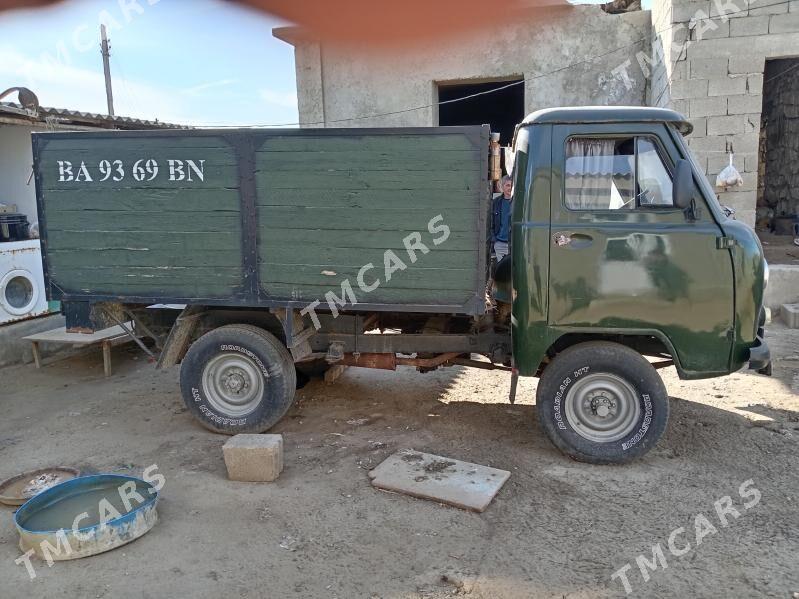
[650,0,799,227]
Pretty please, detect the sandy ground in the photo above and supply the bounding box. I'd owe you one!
[0,325,797,599]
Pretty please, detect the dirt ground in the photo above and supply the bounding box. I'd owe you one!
[0,325,798,599]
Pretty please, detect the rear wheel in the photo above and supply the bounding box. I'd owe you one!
[179,324,296,434]
[535,342,669,464]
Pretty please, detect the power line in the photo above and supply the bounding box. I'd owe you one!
[194,0,796,128]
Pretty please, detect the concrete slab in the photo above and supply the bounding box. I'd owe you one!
[368,450,510,512]
[781,304,799,329]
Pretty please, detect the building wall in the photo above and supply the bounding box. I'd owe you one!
[0,124,42,223]
[288,6,652,133]
[649,0,799,226]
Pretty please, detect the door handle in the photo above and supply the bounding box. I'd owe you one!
[553,232,593,248]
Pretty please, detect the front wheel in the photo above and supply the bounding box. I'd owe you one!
[535,342,669,464]
[179,324,297,434]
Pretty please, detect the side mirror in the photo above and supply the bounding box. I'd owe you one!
[673,159,693,210]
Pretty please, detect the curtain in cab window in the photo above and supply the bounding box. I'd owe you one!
[565,138,634,210]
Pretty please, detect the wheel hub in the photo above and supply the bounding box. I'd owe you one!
[564,373,641,443]
[201,352,264,417]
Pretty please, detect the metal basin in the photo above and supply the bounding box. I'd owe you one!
[14,474,159,560]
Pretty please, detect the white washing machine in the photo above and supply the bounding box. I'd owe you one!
[0,239,49,325]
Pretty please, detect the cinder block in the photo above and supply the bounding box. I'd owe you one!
[728,94,763,114]
[781,304,799,329]
[672,61,689,80]
[707,114,745,134]
[744,153,760,172]
[672,78,710,99]
[690,96,728,117]
[769,12,799,32]
[689,57,729,79]
[688,134,727,151]
[671,98,690,116]
[729,15,770,35]
[750,1,788,15]
[728,55,765,74]
[694,19,730,39]
[708,75,748,96]
[709,0,749,18]
[223,434,284,482]
[726,131,761,153]
[747,73,764,94]
[690,116,708,136]
[673,1,711,22]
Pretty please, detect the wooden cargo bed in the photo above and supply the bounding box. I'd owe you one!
[33,126,491,315]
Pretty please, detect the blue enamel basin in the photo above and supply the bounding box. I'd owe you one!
[14,474,159,560]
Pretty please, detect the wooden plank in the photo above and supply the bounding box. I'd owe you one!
[255,170,479,191]
[43,188,240,212]
[48,248,241,268]
[51,265,242,281]
[260,247,477,269]
[40,164,239,190]
[24,323,133,344]
[258,134,477,153]
[56,280,244,297]
[257,152,480,173]
[257,207,477,232]
[258,229,479,251]
[40,147,237,165]
[259,264,476,290]
[39,136,234,151]
[262,283,475,306]
[46,230,241,251]
[255,188,480,209]
[45,212,242,233]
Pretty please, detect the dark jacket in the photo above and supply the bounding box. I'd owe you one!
[491,194,512,243]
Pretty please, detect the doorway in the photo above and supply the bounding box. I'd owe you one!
[758,58,799,223]
[437,78,524,148]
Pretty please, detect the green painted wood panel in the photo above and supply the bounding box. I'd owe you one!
[36,128,488,309]
[256,132,485,307]
[38,135,243,297]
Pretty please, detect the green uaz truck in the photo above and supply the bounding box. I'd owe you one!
[32,106,771,464]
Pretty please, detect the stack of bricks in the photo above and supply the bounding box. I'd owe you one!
[650,0,799,226]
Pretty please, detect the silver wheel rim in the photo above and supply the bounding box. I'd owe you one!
[201,352,265,417]
[564,373,641,443]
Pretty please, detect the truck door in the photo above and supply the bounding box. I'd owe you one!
[547,123,734,377]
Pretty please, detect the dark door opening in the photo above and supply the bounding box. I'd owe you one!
[758,58,799,226]
[437,79,524,148]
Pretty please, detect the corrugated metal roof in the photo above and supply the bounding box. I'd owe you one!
[0,101,188,130]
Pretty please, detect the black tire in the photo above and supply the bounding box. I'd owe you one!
[179,324,297,434]
[535,342,669,464]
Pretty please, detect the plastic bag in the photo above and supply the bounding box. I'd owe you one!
[716,153,743,190]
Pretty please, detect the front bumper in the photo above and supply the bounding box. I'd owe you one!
[748,335,772,376]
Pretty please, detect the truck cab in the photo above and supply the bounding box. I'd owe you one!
[504,107,769,461]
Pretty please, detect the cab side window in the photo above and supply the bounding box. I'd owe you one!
[564,136,674,210]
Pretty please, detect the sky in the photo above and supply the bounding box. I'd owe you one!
[0,0,652,127]
[0,0,299,126]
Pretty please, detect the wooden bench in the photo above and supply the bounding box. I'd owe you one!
[23,323,138,377]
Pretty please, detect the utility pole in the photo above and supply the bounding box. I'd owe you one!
[100,24,115,116]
